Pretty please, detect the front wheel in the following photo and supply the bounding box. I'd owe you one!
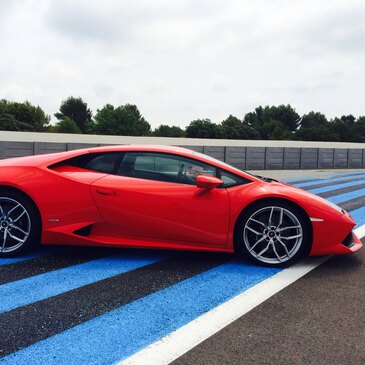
[0,191,40,257]
[235,201,311,266]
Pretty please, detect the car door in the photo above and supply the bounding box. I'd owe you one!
[90,152,229,246]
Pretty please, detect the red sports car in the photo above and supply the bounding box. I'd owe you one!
[0,145,362,266]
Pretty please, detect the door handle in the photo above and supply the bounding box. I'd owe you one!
[96,188,116,196]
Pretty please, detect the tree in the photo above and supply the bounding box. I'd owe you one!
[53,117,81,134]
[330,115,356,142]
[0,99,50,131]
[295,112,339,141]
[185,119,222,139]
[220,115,259,139]
[0,99,8,114]
[55,96,92,133]
[154,124,185,137]
[27,103,51,132]
[0,113,18,131]
[299,111,328,129]
[0,113,33,131]
[244,105,299,139]
[93,104,151,136]
[273,105,300,131]
[351,116,365,142]
[270,120,293,140]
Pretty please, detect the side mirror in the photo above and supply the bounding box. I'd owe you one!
[196,175,223,189]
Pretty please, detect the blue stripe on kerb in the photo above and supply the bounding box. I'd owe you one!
[287,171,365,184]
[348,207,365,227]
[0,247,62,266]
[0,261,281,365]
[0,252,46,266]
[0,252,168,313]
[326,188,365,205]
[294,176,363,189]
[308,180,365,195]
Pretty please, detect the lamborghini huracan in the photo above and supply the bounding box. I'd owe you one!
[0,145,362,266]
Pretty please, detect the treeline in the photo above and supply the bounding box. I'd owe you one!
[1,97,365,142]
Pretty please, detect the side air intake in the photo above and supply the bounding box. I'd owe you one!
[73,224,93,237]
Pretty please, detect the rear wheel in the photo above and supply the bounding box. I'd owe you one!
[0,191,40,257]
[235,201,310,266]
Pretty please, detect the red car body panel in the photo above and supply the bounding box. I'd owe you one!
[90,175,229,245]
[0,145,362,256]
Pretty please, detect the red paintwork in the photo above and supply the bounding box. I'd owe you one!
[0,145,362,256]
[196,175,223,189]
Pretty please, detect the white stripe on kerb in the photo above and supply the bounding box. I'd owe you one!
[118,225,365,365]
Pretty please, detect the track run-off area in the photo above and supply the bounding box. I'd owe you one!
[0,170,365,365]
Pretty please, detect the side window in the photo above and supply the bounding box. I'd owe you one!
[177,159,216,185]
[134,155,155,171]
[83,153,120,174]
[118,152,216,185]
[220,170,250,188]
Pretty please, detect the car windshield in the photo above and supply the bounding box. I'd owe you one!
[191,151,246,175]
[191,151,278,182]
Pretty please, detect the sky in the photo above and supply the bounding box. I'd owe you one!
[0,0,364,128]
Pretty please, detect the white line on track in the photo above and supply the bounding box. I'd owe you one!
[118,225,365,365]
[354,224,365,239]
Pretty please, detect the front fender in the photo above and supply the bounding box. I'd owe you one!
[227,181,356,255]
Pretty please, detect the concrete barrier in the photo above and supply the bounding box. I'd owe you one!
[225,147,246,170]
[318,148,334,169]
[0,131,364,170]
[246,147,265,170]
[265,147,284,170]
[348,149,363,168]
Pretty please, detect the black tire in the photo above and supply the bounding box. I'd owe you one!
[235,200,311,267]
[0,189,41,257]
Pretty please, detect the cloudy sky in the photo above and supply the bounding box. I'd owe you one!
[1,0,364,127]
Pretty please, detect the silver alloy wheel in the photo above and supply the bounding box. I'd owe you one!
[0,197,31,253]
[243,206,303,264]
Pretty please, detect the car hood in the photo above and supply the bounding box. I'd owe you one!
[264,180,355,224]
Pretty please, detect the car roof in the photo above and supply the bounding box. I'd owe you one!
[88,144,194,155]
[0,145,194,167]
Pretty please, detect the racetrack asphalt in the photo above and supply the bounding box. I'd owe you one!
[172,237,365,365]
[0,169,364,364]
